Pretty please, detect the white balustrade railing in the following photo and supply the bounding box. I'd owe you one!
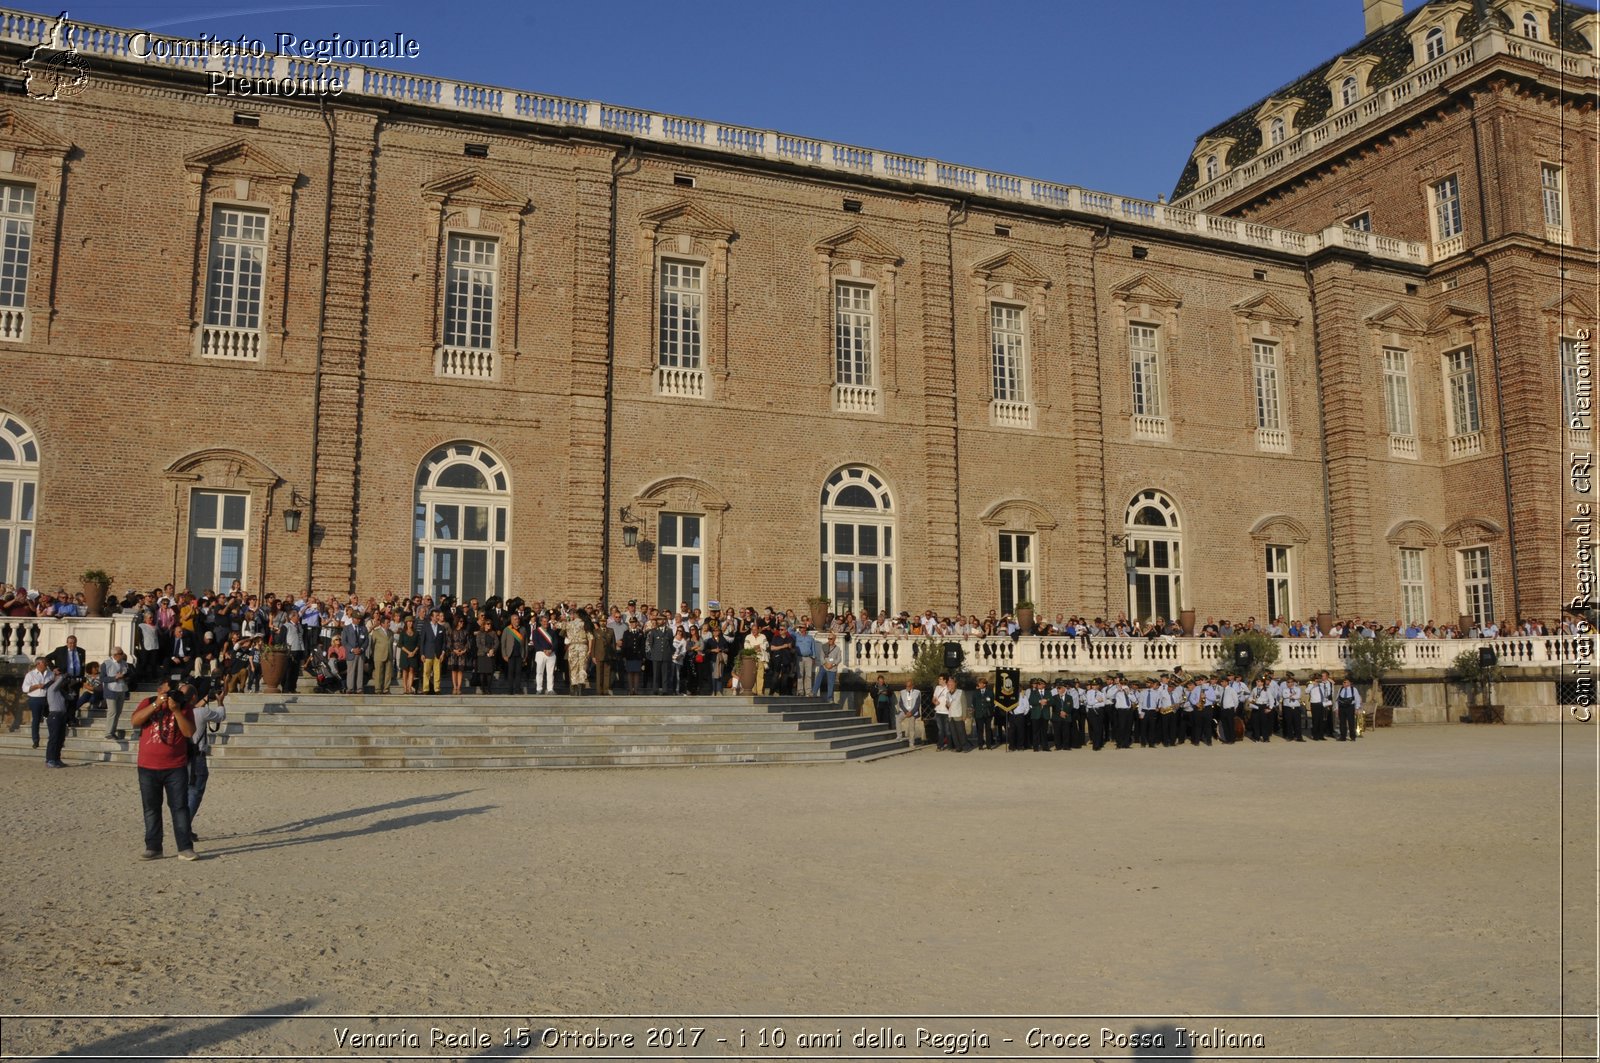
[1569,427,1592,452]
[199,325,261,361]
[1546,224,1571,245]
[1433,234,1466,260]
[0,6,1443,269]
[1255,427,1289,452]
[0,306,27,342]
[1132,415,1170,441]
[2,616,139,662]
[1388,434,1419,459]
[832,383,881,415]
[990,399,1034,429]
[839,633,1596,677]
[1177,29,1597,218]
[436,346,495,380]
[1449,431,1484,459]
[655,365,706,399]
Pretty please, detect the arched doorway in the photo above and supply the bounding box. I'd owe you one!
[0,412,38,589]
[820,465,895,617]
[414,442,510,601]
[1125,489,1183,625]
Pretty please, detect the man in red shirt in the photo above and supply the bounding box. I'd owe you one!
[130,681,197,861]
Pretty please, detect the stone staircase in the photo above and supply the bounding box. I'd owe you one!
[0,693,910,769]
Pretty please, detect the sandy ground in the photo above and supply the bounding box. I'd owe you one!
[1,726,1595,1061]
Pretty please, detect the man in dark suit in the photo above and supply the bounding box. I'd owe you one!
[418,609,447,694]
[48,635,88,707]
[167,629,195,681]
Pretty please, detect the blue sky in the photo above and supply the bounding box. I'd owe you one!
[52,0,1593,199]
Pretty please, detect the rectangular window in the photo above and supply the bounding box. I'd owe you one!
[1399,548,1427,627]
[1265,545,1292,620]
[1541,164,1565,230]
[658,260,703,369]
[187,489,249,594]
[657,513,703,611]
[1459,547,1493,627]
[1345,212,1371,232]
[991,304,1026,402]
[998,532,1034,617]
[443,234,497,351]
[1129,324,1162,417]
[1445,346,1480,435]
[1382,347,1414,436]
[204,206,267,330]
[835,282,874,387]
[0,183,35,312]
[1253,340,1282,431]
[1562,336,1587,424]
[1432,175,1462,240]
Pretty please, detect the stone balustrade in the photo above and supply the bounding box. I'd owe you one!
[832,383,880,415]
[1449,430,1484,459]
[0,306,27,342]
[840,632,1595,676]
[0,6,1437,269]
[655,365,706,399]
[436,346,495,380]
[1,615,139,663]
[198,324,261,361]
[1176,29,1598,213]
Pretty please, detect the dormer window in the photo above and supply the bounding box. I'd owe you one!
[1522,12,1539,38]
[1190,136,1236,186]
[1424,26,1446,60]
[1268,117,1286,146]
[1204,155,1219,182]
[1340,76,1359,108]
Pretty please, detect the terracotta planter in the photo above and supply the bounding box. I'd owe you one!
[261,649,290,694]
[1015,607,1035,634]
[82,581,108,618]
[808,602,830,630]
[735,655,758,694]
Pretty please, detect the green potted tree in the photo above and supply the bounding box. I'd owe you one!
[805,594,832,631]
[1215,630,1279,682]
[80,569,112,617]
[1344,630,1403,727]
[1449,647,1504,724]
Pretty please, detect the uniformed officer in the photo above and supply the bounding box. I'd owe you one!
[1051,678,1073,751]
[1028,678,1052,751]
[1157,677,1179,747]
[1086,680,1108,750]
[1112,675,1135,749]
[970,675,997,749]
[1069,679,1089,749]
[1219,671,1246,744]
[1196,676,1218,746]
[1281,673,1305,741]
[1249,676,1274,742]
[1335,675,1362,741]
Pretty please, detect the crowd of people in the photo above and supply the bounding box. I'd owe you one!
[875,668,1369,752]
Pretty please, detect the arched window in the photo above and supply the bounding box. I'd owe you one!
[1268,117,1287,146]
[1522,12,1539,39]
[0,413,37,589]
[1124,490,1183,625]
[1340,75,1359,108]
[1204,154,1219,182]
[820,465,894,617]
[414,442,510,602]
[1424,27,1446,60]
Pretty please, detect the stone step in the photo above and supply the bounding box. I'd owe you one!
[230,710,868,729]
[199,745,909,770]
[228,694,842,714]
[219,720,883,739]
[210,729,891,751]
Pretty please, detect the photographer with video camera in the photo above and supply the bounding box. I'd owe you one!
[129,680,197,861]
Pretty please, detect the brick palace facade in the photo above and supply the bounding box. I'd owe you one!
[0,0,1593,628]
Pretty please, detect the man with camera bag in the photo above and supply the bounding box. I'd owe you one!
[130,681,197,861]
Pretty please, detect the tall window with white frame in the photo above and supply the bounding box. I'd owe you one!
[1264,545,1293,622]
[1382,347,1415,455]
[440,234,497,380]
[998,531,1034,616]
[1253,340,1285,449]
[1445,346,1481,454]
[1541,164,1566,234]
[1399,548,1427,628]
[1345,212,1372,232]
[0,414,38,590]
[1522,12,1540,38]
[0,183,34,342]
[1129,323,1165,437]
[1125,490,1183,627]
[1424,26,1446,60]
[1458,546,1493,628]
[1431,175,1463,248]
[1204,155,1219,182]
[201,205,267,360]
[657,513,703,611]
[990,303,1030,426]
[834,282,877,412]
[187,490,248,594]
[414,443,510,602]
[1268,117,1286,146]
[658,260,704,397]
[820,466,894,617]
[1340,75,1359,108]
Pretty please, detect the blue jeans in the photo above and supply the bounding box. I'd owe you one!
[139,765,193,853]
[187,752,210,823]
[813,668,838,699]
[45,711,67,763]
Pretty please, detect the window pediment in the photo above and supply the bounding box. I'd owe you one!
[814,224,902,267]
[1442,517,1503,547]
[1232,291,1301,326]
[971,250,1050,288]
[1407,1,1472,57]
[632,475,730,513]
[1365,302,1427,335]
[1191,135,1238,169]
[183,139,296,184]
[1386,519,1440,546]
[639,199,735,240]
[1544,291,1596,331]
[421,170,529,213]
[1249,514,1310,544]
[1110,272,1182,310]
[1426,302,1485,333]
[978,497,1057,531]
[0,108,69,157]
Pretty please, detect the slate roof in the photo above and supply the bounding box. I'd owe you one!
[1171,0,1596,200]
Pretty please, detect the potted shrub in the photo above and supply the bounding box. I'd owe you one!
[1215,630,1279,682]
[1344,630,1403,728]
[1015,601,1036,635]
[1449,647,1504,723]
[805,594,832,631]
[260,644,291,694]
[80,569,112,617]
[735,647,759,695]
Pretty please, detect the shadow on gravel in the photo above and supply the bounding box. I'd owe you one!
[33,996,318,1060]
[207,804,497,857]
[248,790,478,836]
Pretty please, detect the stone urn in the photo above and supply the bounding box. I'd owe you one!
[260,646,290,694]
